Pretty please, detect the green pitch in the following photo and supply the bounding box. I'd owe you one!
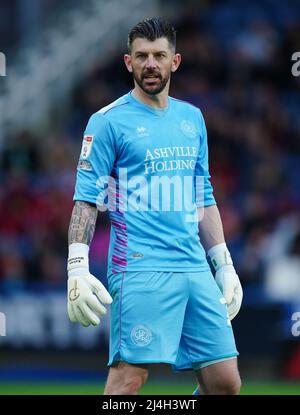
[0,382,299,395]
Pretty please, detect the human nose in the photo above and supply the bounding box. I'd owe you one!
[145,55,157,69]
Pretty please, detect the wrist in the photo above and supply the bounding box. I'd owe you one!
[68,267,90,279]
[67,243,90,277]
[207,242,233,271]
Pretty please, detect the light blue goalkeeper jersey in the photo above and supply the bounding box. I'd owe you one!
[74,91,216,277]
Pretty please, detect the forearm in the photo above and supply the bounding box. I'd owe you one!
[67,201,112,327]
[68,201,98,246]
[197,204,225,251]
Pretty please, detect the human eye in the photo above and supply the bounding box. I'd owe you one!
[135,53,147,60]
[155,52,167,59]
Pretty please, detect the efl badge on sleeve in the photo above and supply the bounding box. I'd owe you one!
[81,135,94,159]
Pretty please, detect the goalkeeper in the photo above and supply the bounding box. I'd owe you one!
[67,17,243,395]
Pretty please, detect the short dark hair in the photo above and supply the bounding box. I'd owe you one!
[128,17,176,53]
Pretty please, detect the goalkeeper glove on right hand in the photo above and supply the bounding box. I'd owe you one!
[67,243,113,327]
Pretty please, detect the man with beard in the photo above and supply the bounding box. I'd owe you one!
[67,18,243,395]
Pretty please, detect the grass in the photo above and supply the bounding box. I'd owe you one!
[0,382,299,395]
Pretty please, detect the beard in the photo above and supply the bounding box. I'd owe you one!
[132,68,170,95]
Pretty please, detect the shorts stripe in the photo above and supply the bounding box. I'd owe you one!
[118,272,125,350]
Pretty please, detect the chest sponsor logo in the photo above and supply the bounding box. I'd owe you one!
[81,135,94,159]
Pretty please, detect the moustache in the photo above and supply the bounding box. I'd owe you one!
[142,71,162,79]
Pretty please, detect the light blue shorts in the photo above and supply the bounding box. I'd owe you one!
[107,270,239,371]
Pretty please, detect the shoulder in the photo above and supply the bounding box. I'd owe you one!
[169,96,206,132]
[86,94,132,131]
[97,94,131,117]
[169,96,204,119]
[84,95,133,142]
[169,96,200,112]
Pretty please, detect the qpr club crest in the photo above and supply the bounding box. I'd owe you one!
[131,325,152,347]
[180,120,197,138]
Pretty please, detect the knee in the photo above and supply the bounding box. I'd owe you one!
[122,371,149,394]
[105,368,148,395]
[216,375,241,395]
[225,376,241,395]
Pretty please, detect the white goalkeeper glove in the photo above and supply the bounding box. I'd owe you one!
[67,243,112,327]
[207,243,243,320]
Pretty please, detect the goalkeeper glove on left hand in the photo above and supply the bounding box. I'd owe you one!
[207,243,243,320]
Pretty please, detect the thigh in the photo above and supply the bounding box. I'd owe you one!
[108,271,189,366]
[173,270,238,371]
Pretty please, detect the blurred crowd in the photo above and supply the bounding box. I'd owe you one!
[1,0,300,307]
[0,0,74,52]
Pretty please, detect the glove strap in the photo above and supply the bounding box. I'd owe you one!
[207,242,233,271]
[67,243,89,277]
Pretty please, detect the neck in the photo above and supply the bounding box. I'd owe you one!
[132,83,169,109]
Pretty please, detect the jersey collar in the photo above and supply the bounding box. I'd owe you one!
[128,90,171,117]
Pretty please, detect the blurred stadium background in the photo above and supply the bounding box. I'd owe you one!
[0,0,300,395]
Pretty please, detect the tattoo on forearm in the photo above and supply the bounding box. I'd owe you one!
[68,201,98,245]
